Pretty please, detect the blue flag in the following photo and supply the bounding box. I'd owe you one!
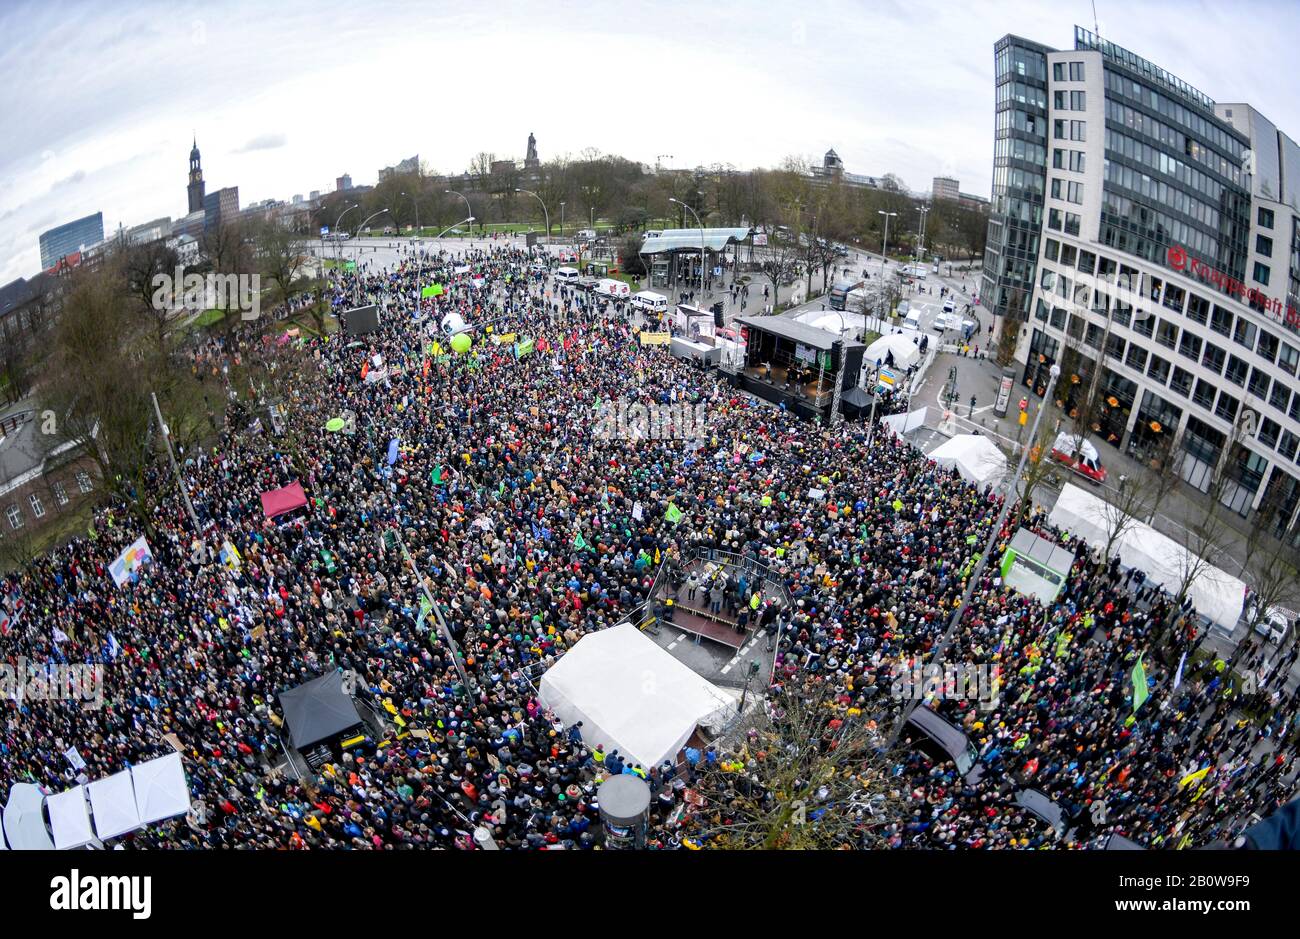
[387,438,400,465]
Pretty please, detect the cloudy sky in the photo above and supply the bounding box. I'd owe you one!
[2,0,1298,284]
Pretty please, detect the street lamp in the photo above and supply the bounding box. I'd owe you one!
[914,204,929,267]
[670,197,707,299]
[516,188,550,245]
[878,210,897,321]
[351,209,392,304]
[401,190,420,237]
[331,202,359,279]
[888,362,1062,748]
[559,201,565,240]
[445,190,473,237]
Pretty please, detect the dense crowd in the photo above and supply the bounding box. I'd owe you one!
[0,238,1296,850]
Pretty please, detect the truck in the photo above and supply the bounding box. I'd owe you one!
[1050,432,1107,484]
[829,278,866,311]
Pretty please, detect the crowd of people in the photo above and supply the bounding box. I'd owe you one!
[0,237,1296,850]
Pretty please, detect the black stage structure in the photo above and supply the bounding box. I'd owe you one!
[730,315,865,423]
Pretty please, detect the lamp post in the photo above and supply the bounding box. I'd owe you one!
[670,197,706,299]
[516,188,550,246]
[333,202,359,272]
[401,191,419,237]
[559,202,565,241]
[915,204,929,267]
[445,190,472,238]
[877,210,897,321]
[888,363,1061,748]
[352,209,392,305]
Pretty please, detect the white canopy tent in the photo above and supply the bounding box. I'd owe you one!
[863,333,921,371]
[87,770,143,841]
[2,783,53,850]
[1048,483,1247,631]
[929,434,1008,488]
[538,623,736,769]
[883,406,929,439]
[47,786,97,850]
[131,752,191,825]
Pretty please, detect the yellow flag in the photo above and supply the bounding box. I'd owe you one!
[654,547,661,564]
[1179,766,1212,788]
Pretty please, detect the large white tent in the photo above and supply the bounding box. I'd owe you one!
[47,786,97,850]
[538,622,736,769]
[1048,483,1247,631]
[132,752,191,825]
[87,770,143,841]
[929,434,1008,488]
[863,333,921,371]
[2,783,53,850]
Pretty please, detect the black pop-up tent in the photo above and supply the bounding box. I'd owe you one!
[278,671,366,752]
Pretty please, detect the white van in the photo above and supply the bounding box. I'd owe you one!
[631,290,669,315]
[903,309,922,331]
[597,278,630,299]
[553,267,580,282]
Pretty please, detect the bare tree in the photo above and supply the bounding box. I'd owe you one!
[1097,471,1153,562]
[681,682,901,849]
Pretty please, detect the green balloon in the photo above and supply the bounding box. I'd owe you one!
[451,333,472,354]
[325,418,345,432]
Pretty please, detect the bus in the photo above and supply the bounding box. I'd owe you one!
[829,278,866,311]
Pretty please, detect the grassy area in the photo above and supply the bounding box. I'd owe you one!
[191,308,226,329]
[862,330,882,346]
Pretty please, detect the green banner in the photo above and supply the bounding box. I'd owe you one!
[421,284,445,298]
[1131,656,1149,712]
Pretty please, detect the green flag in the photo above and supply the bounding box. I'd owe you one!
[665,503,683,525]
[1131,656,1149,712]
[431,465,444,485]
[421,284,445,298]
[573,531,592,552]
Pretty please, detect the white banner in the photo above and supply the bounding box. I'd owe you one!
[108,536,154,587]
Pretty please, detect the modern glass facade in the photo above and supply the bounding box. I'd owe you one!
[981,35,1051,321]
[37,212,104,270]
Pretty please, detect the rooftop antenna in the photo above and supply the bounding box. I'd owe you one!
[1092,0,1100,37]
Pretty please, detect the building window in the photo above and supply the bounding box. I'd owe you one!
[1069,61,1085,81]
[1047,209,1063,231]
[1078,250,1096,275]
[1177,332,1202,362]
[1259,207,1274,229]
[1278,431,1299,462]
[1253,262,1270,286]
[1059,244,1078,268]
[1067,181,1083,204]
[1053,62,1065,81]
[1186,294,1209,325]
[1044,238,1060,262]
[1257,234,1273,257]
[6,505,22,530]
[1225,355,1249,386]
[1070,151,1086,173]
[1170,366,1193,398]
[1215,392,1239,423]
[1132,312,1154,339]
[1040,268,1056,291]
[1054,90,1068,110]
[1192,378,1216,410]
[52,481,68,506]
[1146,354,1170,385]
[1051,178,1063,199]
[1201,342,1226,374]
[28,494,44,519]
[1156,319,1179,350]
[1279,343,1299,376]
[1125,344,1148,372]
[1260,418,1282,450]
[1210,306,1233,336]
[1064,212,1081,236]
[1054,119,1067,140]
[1071,120,1086,141]
[1106,332,1126,361]
[1071,91,1086,110]
[1257,331,1279,363]
[1249,368,1271,401]
[1270,382,1290,414]
[76,472,93,493]
[1233,319,1257,350]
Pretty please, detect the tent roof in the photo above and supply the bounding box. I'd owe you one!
[87,770,143,841]
[639,227,752,255]
[929,434,1008,486]
[279,671,364,749]
[863,333,921,369]
[538,623,735,769]
[736,315,866,352]
[260,481,308,518]
[1047,483,1246,629]
[132,752,191,825]
[841,387,874,408]
[3,783,53,850]
[47,786,96,850]
[1008,527,1077,574]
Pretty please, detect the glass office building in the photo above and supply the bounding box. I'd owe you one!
[37,212,104,271]
[989,27,1300,531]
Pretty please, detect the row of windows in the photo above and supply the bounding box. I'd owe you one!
[999,80,1047,111]
[1105,99,1244,187]
[1053,148,1086,173]
[1101,182,1223,261]
[3,475,90,530]
[993,164,1045,198]
[1047,208,1081,236]
[995,135,1047,166]
[1054,119,1087,142]
[1053,90,1087,112]
[997,44,1048,83]
[996,108,1046,139]
[1050,178,1084,204]
[1107,130,1237,208]
[1052,61,1087,82]
[1103,67,1245,160]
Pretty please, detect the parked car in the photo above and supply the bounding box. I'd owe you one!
[553,266,580,282]
[1050,432,1107,484]
[903,706,985,784]
[1246,598,1293,643]
[1013,788,1077,840]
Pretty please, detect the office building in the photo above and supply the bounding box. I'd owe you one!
[933,176,961,201]
[38,212,104,270]
[203,186,240,231]
[336,174,353,192]
[983,26,1300,530]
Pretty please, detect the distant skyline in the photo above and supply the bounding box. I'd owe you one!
[3,0,1299,284]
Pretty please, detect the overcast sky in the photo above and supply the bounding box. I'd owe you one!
[2,0,1298,284]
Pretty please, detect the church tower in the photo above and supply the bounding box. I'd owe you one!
[187,137,206,214]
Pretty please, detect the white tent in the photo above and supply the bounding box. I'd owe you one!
[131,753,191,825]
[863,333,921,371]
[929,434,1008,488]
[883,406,928,439]
[2,783,53,850]
[47,786,96,850]
[1048,483,1247,631]
[87,770,143,841]
[538,622,736,769]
